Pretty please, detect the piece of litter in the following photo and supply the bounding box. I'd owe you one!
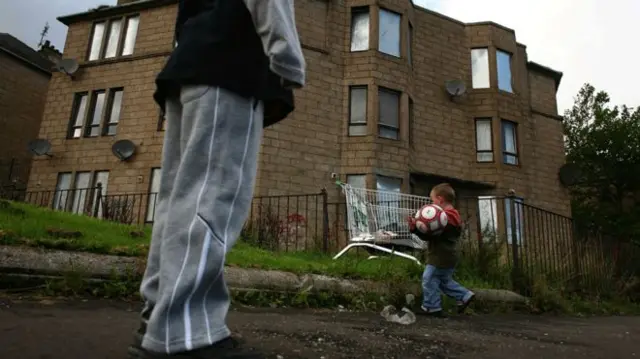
[380,305,416,325]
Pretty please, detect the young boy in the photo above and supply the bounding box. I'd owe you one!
[408,183,475,317]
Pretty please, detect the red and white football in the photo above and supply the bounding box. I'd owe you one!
[414,204,448,234]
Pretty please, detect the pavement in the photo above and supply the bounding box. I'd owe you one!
[0,297,638,359]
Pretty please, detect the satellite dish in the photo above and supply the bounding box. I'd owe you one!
[111,140,136,161]
[445,79,467,99]
[27,139,53,157]
[58,58,79,77]
[558,163,582,187]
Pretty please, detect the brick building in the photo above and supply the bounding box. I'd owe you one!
[27,0,570,242]
[0,34,58,188]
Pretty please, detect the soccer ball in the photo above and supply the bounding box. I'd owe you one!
[414,204,448,234]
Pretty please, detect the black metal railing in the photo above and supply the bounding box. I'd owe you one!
[3,185,638,298]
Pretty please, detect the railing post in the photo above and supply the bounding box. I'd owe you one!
[93,183,102,218]
[321,188,329,253]
[508,192,522,293]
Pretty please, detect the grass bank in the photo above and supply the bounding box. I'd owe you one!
[1,200,639,315]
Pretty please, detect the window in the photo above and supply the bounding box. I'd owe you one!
[87,15,140,61]
[346,174,366,189]
[69,93,89,138]
[408,97,414,147]
[348,86,367,136]
[68,88,124,139]
[407,23,413,65]
[53,171,108,214]
[350,8,369,52]
[53,173,72,211]
[496,50,513,93]
[104,89,123,136]
[505,197,524,244]
[501,120,519,165]
[146,168,161,222]
[122,16,140,56]
[378,9,401,57]
[376,175,402,229]
[71,172,92,214]
[475,118,493,162]
[477,196,498,239]
[471,48,489,89]
[378,88,400,140]
[86,90,106,137]
[92,171,109,218]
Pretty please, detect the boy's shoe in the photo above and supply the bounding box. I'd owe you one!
[419,306,447,318]
[129,337,265,359]
[457,293,476,314]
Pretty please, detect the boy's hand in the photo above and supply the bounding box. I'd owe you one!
[407,216,417,233]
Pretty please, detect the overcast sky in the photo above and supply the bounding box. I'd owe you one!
[0,0,638,113]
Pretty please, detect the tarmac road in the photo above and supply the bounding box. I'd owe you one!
[0,297,638,359]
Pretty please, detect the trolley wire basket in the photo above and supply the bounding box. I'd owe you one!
[333,181,432,265]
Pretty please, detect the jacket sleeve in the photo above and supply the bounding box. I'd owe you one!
[242,0,306,88]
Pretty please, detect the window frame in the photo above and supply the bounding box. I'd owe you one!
[346,174,367,189]
[477,195,499,240]
[474,118,494,163]
[146,167,162,223]
[504,196,525,245]
[407,22,413,66]
[501,119,519,165]
[350,7,370,52]
[496,49,513,93]
[103,88,124,136]
[378,7,402,58]
[84,90,107,138]
[377,87,401,140]
[408,97,414,148]
[68,88,124,139]
[470,48,490,89]
[86,14,140,61]
[348,86,368,137]
[68,92,89,139]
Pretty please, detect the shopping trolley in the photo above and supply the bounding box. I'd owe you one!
[332,181,433,265]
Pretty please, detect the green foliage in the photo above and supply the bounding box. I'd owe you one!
[563,84,640,246]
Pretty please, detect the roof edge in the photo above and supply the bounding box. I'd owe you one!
[0,47,52,76]
[57,0,177,25]
[527,61,563,92]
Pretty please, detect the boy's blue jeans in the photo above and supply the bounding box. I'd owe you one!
[421,264,474,311]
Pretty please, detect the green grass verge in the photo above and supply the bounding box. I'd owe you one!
[2,200,639,316]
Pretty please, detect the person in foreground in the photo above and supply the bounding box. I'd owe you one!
[408,183,475,317]
[128,0,305,358]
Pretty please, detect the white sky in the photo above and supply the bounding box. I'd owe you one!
[1,0,638,113]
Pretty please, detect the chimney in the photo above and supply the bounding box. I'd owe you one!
[38,40,63,65]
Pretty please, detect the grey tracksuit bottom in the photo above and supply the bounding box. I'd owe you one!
[140,85,263,353]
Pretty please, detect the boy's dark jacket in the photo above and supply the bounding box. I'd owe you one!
[154,0,294,128]
[410,207,462,268]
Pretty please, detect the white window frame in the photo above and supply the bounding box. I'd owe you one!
[496,49,513,93]
[501,120,519,165]
[69,88,124,139]
[87,15,140,61]
[350,7,370,52]
[348,86,367,136]
[477,196,499,240]
[378,8,401,57]
[471,48,490,89]
[378,87,400,140]
[505,197,524,245]
[146,168,161,223]
[375,175,402,229]
[475,118,493,162]
[346,174,366,189]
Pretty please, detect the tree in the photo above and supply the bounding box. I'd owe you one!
[563,84,640,246]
